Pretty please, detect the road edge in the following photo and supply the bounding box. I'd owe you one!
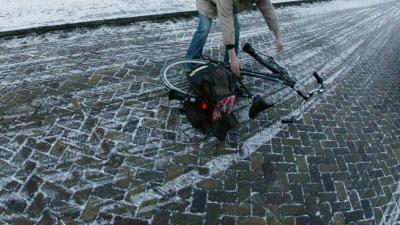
[0,0,325,38]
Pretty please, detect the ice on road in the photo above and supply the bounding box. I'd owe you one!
[1,0,383,32]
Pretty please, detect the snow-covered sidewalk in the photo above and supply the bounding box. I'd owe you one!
[0,0,300,33]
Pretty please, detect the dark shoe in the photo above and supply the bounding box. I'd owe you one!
[249,95,274,119]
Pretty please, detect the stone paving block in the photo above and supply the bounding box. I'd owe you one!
[251,152,264,171]
[223,203,251,216]
[295,156,308,173]
[93,183,125,200]
[344,210,364,224]
[289,184,304,203]
[295,215,313,225]
[72,188,93,205]
[302,183,323,195]
[26,192,47,218]
[271,138,282,153]
[265,193,292,205]
[114,216,149,225]
[349,191,362,210]
[197,178,223,190]
[321,173,336,192]
[170,213,203,225]
[334,213,346,225]
[288,173,310,183]
[41,182,72,201]
[49,198,77,218]
[133,126,151,145]
[238,170,262,182]
[238,216,266,225]
[335,181,347,201]
[298,132,311,147]
[136,169,164,183]
[209,190,237,203]
[273,163,297,173]
[383,186,393,200]
[282,138,301,147]
[22,175,43,198]
[108,202,138,217]
[174,154,198,166]
[282,216,295,225]
[372,179,385,196]
[3,217,35,225]
[331,201,352,213]
[3,196,27,214]
[237,182,251,201]
[3,180,22,193]
[281,205,307,217]
[308,132,328,141]
[223,171,237,191]
[360,199,374,219]
[10,147,32,164]
[221,216,237,225]
[79,197,103,222]
[15,159,36,178]
[319,163,338,173]
[283,146,295,162]
[190,189,207,213]
[205,203,221,225]
[335,156,348,172]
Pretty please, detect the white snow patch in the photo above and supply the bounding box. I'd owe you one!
[279,0,394,16]
[1,0,294,32]
[0,0,195,32]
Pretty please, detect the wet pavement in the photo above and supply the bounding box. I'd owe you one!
[0,0,399,224]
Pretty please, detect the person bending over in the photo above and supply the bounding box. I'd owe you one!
[186,0,283,76]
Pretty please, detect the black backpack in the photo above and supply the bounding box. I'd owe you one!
[184,63,239,141]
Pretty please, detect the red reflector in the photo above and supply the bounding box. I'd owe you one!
[201,101,207,110]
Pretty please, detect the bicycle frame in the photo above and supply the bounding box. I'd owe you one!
[163,42,325,123]
[204,43,325,123]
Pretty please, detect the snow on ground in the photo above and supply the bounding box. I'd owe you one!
[0,0,392,33]
[0,0,300,32]
[279,0,393,16]
[0,0,195,32]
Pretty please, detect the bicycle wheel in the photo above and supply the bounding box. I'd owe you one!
[160,59,207,96]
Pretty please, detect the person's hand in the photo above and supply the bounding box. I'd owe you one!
[275,37,284,53]
[228,49,240,77]
[230,55,241,77]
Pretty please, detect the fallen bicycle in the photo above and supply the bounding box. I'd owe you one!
[160,43,325,141]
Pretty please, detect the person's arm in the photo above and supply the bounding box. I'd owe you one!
[228,48,240,76]
[256,0,284,52]
[216,0,240,76]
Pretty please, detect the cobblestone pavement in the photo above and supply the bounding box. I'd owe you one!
[1,0,400,224]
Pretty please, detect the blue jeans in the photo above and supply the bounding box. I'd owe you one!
[186,13,240,64]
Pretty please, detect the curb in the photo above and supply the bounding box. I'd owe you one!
[0,0,320,38]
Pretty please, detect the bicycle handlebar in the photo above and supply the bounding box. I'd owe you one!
[243,43,257,57]
[313,72,324,85]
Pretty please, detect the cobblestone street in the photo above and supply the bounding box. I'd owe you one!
[0,0,400,224]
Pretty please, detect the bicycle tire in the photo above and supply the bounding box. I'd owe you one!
[160,59,207,96]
